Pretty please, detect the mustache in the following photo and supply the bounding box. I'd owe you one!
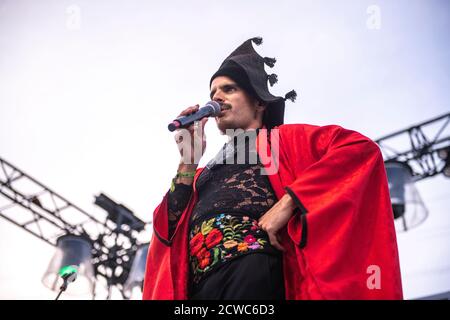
[220,103,232,111]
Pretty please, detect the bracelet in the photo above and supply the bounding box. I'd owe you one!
[170,171,196,192]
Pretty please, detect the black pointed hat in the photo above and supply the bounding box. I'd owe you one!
[210,37,297,130]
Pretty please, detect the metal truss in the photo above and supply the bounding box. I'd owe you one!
[375,112,450,181]
[0,157,148,298]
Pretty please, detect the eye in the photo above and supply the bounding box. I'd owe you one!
[224,85,237,93]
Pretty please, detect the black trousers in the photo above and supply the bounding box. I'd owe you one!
[189,252,285,300]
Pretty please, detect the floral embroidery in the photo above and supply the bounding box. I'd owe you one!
[189,214,270,284]
[205,229,223,249]
[223,240,238,249]
[237,242,248,252]
[244,235,256,244]
[190,232,204,256]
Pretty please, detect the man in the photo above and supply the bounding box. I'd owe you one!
[142,37,403,300]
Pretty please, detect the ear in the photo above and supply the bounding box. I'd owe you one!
[256,100,267,111]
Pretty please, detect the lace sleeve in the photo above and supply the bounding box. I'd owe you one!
[167,183,193,238]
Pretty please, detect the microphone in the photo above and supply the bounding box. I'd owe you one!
[55,265,78,300]
[168,101,223,132]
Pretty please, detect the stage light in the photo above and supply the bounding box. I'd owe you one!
[443,166,450,178]
[42,234,95,296]
[438,147,450,177]
[385,161,429,232]
[438,148,448,160]
[94,193,145,232]
[122,243,149,298]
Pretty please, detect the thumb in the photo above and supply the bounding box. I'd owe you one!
[196,117,209,136]
[194,118,208,137]
[201,117,208,129]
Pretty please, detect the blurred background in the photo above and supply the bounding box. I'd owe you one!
[0,0,449,299]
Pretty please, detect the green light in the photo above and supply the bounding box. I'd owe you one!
[58,265,78,277]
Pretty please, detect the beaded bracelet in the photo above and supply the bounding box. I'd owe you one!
[170,171,196,192]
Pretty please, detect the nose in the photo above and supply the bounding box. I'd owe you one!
[212,90,224,103]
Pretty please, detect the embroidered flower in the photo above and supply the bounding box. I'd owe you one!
[196,247,207,257]
[244,235,256,244]
[189,232,204,256]
[190,214,270,282]
[238,242,248,252]
[205,228,223,249]
[249,242,261,250]
[197,248,211,269]
[251,220,259,231]
[223,240,238,249]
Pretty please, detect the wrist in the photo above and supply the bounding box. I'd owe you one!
[178,163,198,172]
[171,169,196,191]
[281,193,296,211]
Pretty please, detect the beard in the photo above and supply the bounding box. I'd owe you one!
[216,117,237,135]
[215,104,262,134]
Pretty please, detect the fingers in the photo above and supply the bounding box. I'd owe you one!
[174,104,207,165]
[173,104,207,141]
[192,121,201,139]
[259,215,285,252]
[267,231,285,252]
[178,104,199,117]
[196,117,209,133]
[174,130,184,144]
[176,104,202,133]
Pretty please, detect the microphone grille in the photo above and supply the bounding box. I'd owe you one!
[205,101,222,116]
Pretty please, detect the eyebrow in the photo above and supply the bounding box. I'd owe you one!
[210,83,239,100]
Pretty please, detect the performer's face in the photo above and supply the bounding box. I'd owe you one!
[210,76,265,134]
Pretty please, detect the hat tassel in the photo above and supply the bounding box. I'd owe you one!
[264,57,277,68]
[284,90,297,102]
[268,73,278,86]
[251,37,263,45]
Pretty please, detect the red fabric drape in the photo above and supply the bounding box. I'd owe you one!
[142,124,403,300]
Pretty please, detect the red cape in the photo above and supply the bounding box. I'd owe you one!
[143,124,403,299]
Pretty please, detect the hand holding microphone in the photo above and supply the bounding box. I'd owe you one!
[172,103,210,166]
[170,101,230,166]
[168,101,222,132]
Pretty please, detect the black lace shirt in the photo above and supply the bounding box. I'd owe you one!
[168,131,279,285]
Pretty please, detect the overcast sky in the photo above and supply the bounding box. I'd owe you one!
[0,0,449,300]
